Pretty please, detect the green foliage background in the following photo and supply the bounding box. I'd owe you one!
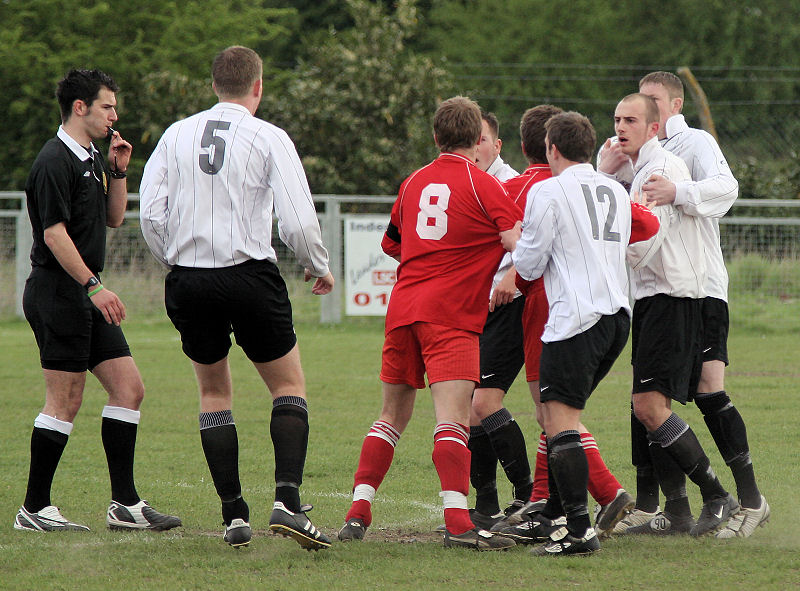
[1,0,799,198]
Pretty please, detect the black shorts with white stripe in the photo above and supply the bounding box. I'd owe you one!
[631,294,703,403]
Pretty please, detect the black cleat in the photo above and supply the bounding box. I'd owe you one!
[626,511,695,536]
[691,493,739,537]
[269,502,331,551]
[338,518,367,541]
[594,489,635,539]
[493,513,566,544]
[224,518,252,547]
[443,527,516,550]
[106,500,182,531]
[530,526,600,556]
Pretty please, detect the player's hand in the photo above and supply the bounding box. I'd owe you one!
[642,174,677,206]
[305,269,334,295]
[631,190,655,210]
[489,267,517,312]
[108,129,132,173]
[499,220,522,252]
[597,138,628,175]
[89,286,126,325]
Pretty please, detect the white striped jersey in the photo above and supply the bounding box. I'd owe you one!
[512,163,632,343]
[140,102,329,275]
[627,137,706,300]
[662,114,738,301]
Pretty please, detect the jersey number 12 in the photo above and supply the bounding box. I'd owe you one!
[581,184,620,242]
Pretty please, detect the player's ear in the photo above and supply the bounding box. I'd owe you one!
[253,78,262,98]
[673,96,684,114]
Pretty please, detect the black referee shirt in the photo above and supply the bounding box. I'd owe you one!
[25,132,109,272]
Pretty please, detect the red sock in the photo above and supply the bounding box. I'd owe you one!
[345,420,400,526]
[530,432,549,502]
[432,422,473,535]
[582,431,622,505]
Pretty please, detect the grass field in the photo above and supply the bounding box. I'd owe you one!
[1,302,799,590]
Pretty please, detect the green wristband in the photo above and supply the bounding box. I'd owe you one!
[88,285,104,297]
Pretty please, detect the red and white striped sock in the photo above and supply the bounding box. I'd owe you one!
[345,420,400,526]
[432,422,473,535]
[582,431,622,506]
[530,432,549,502]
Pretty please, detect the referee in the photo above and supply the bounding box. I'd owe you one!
[15,69,181,533]
[140,46,334,550]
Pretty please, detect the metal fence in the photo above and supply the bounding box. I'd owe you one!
[2,192,799,321]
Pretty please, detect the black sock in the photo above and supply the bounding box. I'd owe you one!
[24,427,68,513]
[541,437,563,520]
[483,409,533,503]
[648,441,691,519]
[631,406,659,512]
[468,424,500,515]
[650,413,727,503]
[548,430,590,537]
[696,391,761,507]
[199,410,244,525]
[102,417,140,506]
[271,396,309,512]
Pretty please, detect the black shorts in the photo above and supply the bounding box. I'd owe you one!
[631,295,703,404]
[701,297,729,365]
[539,309,630,410]
[478,296,525,391]
[165,259,297,365]
[23,267,131,372]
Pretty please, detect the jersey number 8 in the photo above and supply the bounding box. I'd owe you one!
[416,183,450,240]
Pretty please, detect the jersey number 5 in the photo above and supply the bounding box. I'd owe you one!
[199,120,231,175]
[416,184,450,240]
[581,184,620,242]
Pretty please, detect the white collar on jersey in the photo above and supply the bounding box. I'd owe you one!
[664,114,689,140]
[57,126,99,162]
[212,101,252,116]
[632,136,662,173]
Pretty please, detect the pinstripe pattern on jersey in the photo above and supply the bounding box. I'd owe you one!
[140,102,328,275]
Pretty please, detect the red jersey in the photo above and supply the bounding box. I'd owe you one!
[503,164,553,298]
[382,153,522,334]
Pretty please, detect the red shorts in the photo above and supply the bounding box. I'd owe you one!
[522,279,548,382]
[380,322,480,389]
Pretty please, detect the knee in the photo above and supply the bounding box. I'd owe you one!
[632,402,660,432]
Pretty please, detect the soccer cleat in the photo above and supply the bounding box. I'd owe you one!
[489,499,547,532]
[338,518,367,541]
[715,495,770,539]
[224,518,252,547]
[269,502,331,551]
[106,500,182,531]
[14,505,90,532]
[594,489,635,538]
[530,526,600,557]
[443,527,516,550]
[612,507,661,534]
[493,513,566,544]
[690,493,739,537]
[626,511,695,536]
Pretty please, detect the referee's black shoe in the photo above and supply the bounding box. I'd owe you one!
[269,502,331,550]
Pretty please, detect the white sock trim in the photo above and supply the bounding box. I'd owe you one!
[34,413,73,436]
[353,484,376,503]
[102,405,141,425]
[439,490,468,510]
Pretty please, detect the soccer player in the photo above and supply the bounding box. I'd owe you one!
[476,110,518,181]
[15,69,181,532]
[511,111,653,556]
[602,73,769,538]
[612,93,738,537]
[487,106,635,542]
[139,46,334,550]
[337,96,522,550]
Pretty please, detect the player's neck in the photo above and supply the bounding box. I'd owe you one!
[445,147,477,163]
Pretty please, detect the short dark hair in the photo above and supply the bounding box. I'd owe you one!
[212,46,263,98]
[434,96,482,153]
[620,93,660,124]
[544,111,596,164]
[56,69,119,121]
[520,104,562,164]
[481,110,500,139]
[639,71,684,101]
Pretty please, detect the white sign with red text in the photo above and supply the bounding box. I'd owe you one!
[344,215,398,316]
